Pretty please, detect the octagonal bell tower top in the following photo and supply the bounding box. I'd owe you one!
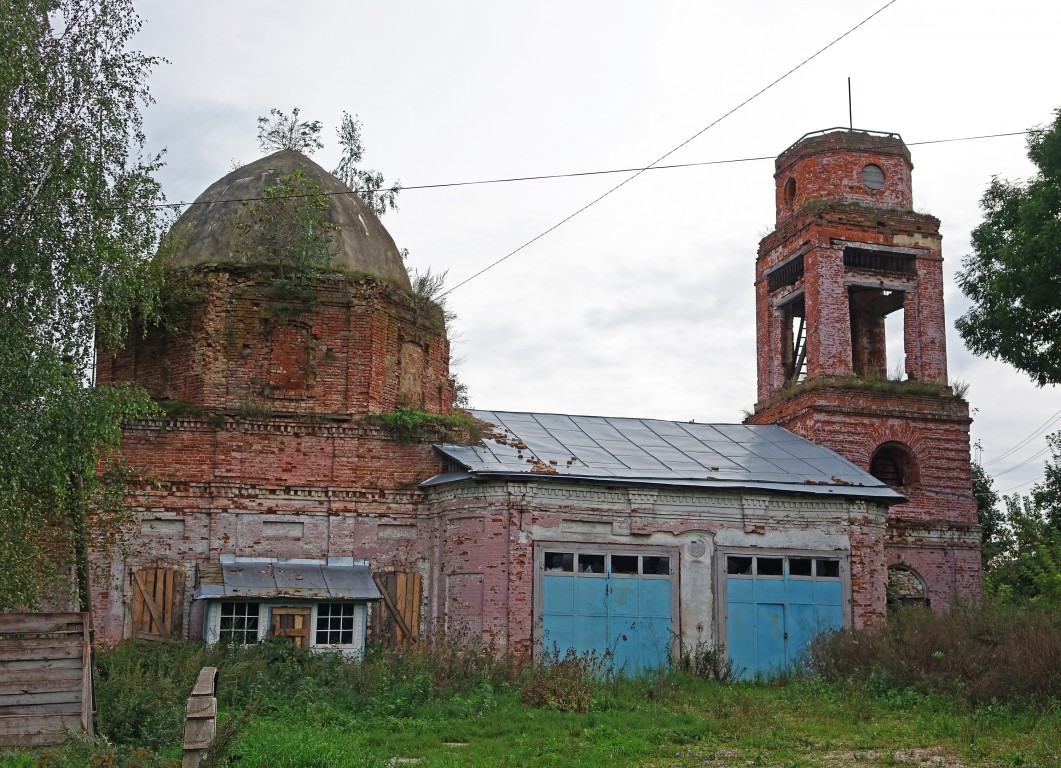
[773,129,913,222]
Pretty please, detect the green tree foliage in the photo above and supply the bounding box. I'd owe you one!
[256,106,324,154]
[236,167,336,278]
[956,109,1061,386]
[1032,432,1061,529]
[983,433,1061,606]
[255,108,401,218]
[333,111,401,217]
[0,0,164,609]
[972,461,1010,568]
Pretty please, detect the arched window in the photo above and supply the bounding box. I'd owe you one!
[887,565,928,610]
[784,177,796,206]
[869,441,919,488]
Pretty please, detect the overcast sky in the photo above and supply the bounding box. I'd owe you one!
[132,0,1061,497]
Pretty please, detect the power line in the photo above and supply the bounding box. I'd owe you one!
[907,130,1030,147]
[439,0,900,298]
[143,129,1031,214]
[998,475,1042,495]
[983,406,1061,467]
[991,442,1056,478]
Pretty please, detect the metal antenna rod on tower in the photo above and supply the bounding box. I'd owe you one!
[848,77,853,129]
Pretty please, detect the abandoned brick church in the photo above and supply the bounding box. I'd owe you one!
[93,128,980,677]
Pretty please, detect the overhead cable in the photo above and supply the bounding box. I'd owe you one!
[438,0,900,297]
[983,406,1061,467]
[143,129,1029,214]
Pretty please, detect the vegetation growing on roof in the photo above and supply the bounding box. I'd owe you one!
[763,375,957,409]
[256,107,402,218]
[234,166,338,316]
[363,408,484,444]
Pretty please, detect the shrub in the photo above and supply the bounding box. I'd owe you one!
[518,647,609,712]
[95,641,213,750]
[808,600,1061,703]
[674,639,734,683]
[35,735,179,768]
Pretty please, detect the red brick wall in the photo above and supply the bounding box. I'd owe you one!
[97,268,452,417]
[91,265,456,644]
[755,209,946,402]
[90,417,450,643]
[774,130,913,219]
[750,130,981,607]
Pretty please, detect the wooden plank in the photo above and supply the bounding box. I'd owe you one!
[406,572,421,643]
[147,568,162,635]
[0,689,82,708]
[0,637,79,654]
[81,612,93,736]
[164,569,175,635]
[185,698,216,718]
[135,631,176,643]
[0,643,81,662]
[399,572,411,644]
[373,573,413,642]
[0,702,81,716]
[2,657,83,674]
[0,614,83,634]
[133,569,147,634]
[172,570,186,638]
[0,731,72,747]
[191,667,217,697]
[134,571,167,638]
[0,711,83,738]
[0,678,80,695]
[270,608,310,648]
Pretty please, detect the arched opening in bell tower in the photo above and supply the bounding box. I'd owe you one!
[843,246,916,381]
[869,441,920,489]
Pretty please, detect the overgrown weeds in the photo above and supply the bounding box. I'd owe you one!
[673,639,734,683]
[361,408,484,444]
[519,647,610,712]
[10,627,1061,768]
[808,599,1061,703]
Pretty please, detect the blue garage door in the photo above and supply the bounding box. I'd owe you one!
[541,550,672,673]
[725,553,844,679]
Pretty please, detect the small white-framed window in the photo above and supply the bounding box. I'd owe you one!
[315,602,357,646]
[218,602,261,645]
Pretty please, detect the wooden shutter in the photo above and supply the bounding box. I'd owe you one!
[371,571,422,647]
[130,566,185,641]
[269,607,311,648]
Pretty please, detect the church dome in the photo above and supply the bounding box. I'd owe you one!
[167,149,411,291]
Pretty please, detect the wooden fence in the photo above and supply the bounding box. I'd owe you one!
[0,613,93,746]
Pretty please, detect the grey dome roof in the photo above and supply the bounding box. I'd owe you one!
[167,149,411,290]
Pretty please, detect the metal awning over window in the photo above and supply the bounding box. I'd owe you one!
[192,556,382,601]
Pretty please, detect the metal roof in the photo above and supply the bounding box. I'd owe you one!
[425,410,903,502]
[193,556,382,601]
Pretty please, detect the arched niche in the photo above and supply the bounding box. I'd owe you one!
[870,441,920,488]
[886,565,929,610]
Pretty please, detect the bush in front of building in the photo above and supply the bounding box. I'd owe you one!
[518,646,611,713]
[807,598,1061,703]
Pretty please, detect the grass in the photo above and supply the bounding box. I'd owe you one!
[175,678,1061,766]
[5,605,1061,767]
[4,660,1059,767]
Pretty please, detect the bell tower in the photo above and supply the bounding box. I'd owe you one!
[745,129,981,609]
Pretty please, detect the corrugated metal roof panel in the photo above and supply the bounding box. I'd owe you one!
[424,410,903,503]
[192,558,381,601]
